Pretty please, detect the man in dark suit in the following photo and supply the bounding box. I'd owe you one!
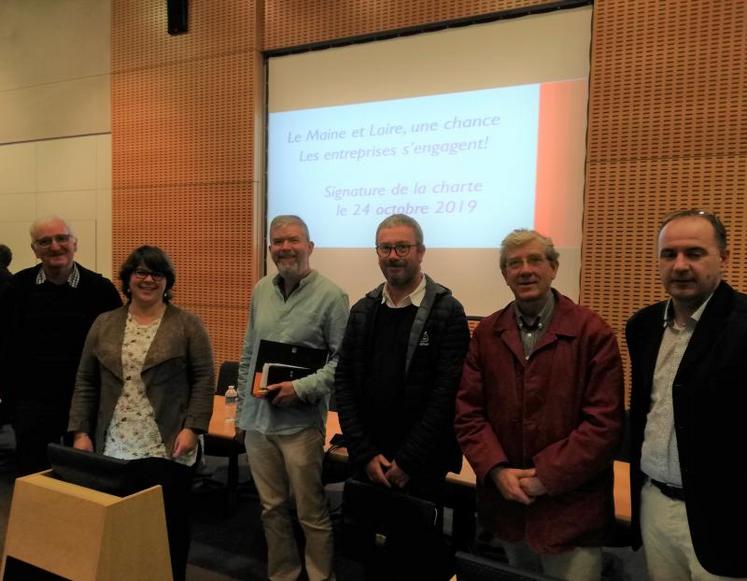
[627,209,747,580]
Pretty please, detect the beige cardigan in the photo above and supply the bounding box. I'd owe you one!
[68,304,215,454]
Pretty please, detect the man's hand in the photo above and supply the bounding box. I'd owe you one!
[267,381,299,407]
[519,476,547,498]
[171,428,198,459]
[366,454,392,487]
[385,460,410,489]
[73,432,94,452]
[489,466,537,505]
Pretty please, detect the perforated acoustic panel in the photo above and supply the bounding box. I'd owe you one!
[112,0,261,368]
[584,0,747,403]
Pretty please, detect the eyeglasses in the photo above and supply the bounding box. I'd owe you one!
[34,234,74,248]
[133,268,165,281]
[375,243,419,257]
[505,255,548,271]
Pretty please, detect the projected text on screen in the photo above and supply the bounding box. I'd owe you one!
[268,84,540,248]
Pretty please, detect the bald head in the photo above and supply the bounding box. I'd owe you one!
[30,216,76,241]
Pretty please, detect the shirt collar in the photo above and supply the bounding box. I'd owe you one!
[382,273,426,308]
[514,291,555,331]
[662,293,713,328]
[273,269,316,297]
[36,263,80,288]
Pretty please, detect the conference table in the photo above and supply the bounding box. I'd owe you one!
[208,396,631,526]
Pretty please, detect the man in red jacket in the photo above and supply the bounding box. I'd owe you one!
[455,228,624,581]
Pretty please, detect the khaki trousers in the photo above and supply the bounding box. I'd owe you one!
[641,479,745,581]
[245,427,335,581]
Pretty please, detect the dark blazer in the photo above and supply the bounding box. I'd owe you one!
[626,281,747,577]
[68,304,215,454]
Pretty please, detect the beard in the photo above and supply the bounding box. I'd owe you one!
[383,259,418,288]
[274,251,309,280]
[277,260,301,278]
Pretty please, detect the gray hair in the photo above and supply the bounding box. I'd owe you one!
[375,214,424,245]
[499,229,559,270]
[269,215,310,242]
[29,215,76,241]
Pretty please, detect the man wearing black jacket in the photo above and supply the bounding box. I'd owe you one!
[627,209,747,580]
[0,216,121,475]
[335,214,469,579]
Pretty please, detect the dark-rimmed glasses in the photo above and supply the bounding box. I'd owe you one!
[375,243,418,257]
[133,268,165,281]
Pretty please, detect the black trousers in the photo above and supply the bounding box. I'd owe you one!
[12,402,70,477]
[139,459,194,581]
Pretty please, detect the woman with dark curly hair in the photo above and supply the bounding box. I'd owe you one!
[68,245,214,580]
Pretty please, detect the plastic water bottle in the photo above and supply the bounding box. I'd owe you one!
[224,385,238,423]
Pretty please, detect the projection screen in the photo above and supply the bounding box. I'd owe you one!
[265,5,592,315]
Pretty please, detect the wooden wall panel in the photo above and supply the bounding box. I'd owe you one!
[584,0,747,403]
[112,0,261,368]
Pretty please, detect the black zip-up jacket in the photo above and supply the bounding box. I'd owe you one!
[334,274,469,479]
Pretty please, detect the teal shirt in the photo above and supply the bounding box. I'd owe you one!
[236,270,349,435]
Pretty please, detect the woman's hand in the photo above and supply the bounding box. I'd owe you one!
[171,428,198,458]
[73,432,94,452]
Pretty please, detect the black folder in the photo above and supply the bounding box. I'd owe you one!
[251,339,328,397]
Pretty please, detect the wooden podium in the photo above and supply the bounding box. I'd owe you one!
[1,471,172,580]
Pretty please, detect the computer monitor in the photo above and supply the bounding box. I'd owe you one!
[455,551,560,581]
[47,443,189,497]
